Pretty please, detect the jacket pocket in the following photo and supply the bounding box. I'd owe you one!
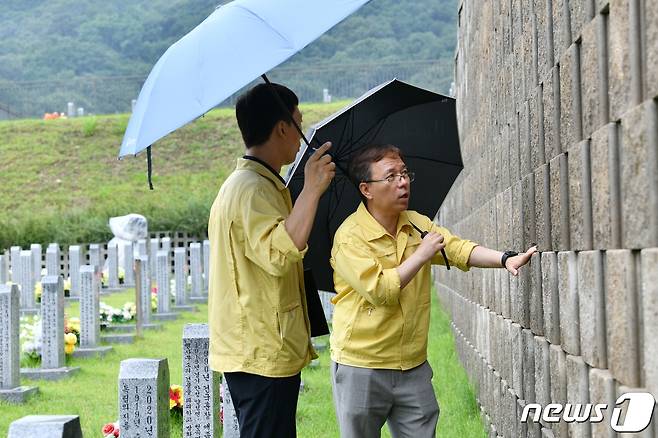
[276,302,307,360]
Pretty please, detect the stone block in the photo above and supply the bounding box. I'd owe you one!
[580,19,605,139]
[530,85,546,170]
[511,113,522,182]
[522,172,537,249]
[620,100,658,248]
[523,328,537,403]
[608,0,631,121]
[512,322,525,398]
[566,355,591,438]
[559,43,583,151]
[641,249,658,399]
[590,123,622,249]
[549,345,569,438]
[549,154,570,250]
[521,101,532,176]
[541,252,561,344]
[645,0,658,99]
[535,164,552,251]
[543,66,561,161]
[577,250,607,368]
[568,139,594,250]
[529,252,544,335]
[534,336,551,407]
[588,368,616,438]
[536,0,554,82]
[568,0,591,44]
[558,251,580,355]
[605,250,640,387]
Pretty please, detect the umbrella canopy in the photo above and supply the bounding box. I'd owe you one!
[286,78,463,292]
[119,0,372,158]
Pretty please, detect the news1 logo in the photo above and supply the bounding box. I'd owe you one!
[521,392,656,432]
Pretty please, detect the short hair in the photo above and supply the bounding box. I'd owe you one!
[348,144,404,184]
[235,83,299,147]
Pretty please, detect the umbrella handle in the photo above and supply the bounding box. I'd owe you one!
[417,229,451,270]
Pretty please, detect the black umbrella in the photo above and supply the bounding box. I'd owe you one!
[285,79,464,293]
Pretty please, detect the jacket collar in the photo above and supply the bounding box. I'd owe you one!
[238,156,287,191]
[354,203,414,241]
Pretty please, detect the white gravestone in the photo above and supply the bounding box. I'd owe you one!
[174,248,187,306]
[222,379,240,438]
[74,266,112,358]
[138,255,151,325]
[0,253,8,284]
[10,246,21,283]
[150,238,159,282]
[0,284,38,403]
[88,244,101,272]
[122,241,135,287]
[190,243,203,299]
[156,251,170,313]
[137,239,147,257]
[107,243,120,290]
[30,243,42,284]
[68,246,82,298]
[19,251,36,311]
[182,324,221,438]
[46,244,60,277]
[8,415,82,438]
[203,240,210,294]
[118,358,170,438]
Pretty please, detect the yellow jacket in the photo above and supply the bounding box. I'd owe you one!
[330,203,477,370]
[208,157,316,377]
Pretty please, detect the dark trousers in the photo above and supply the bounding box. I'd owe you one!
[224,371,301,438]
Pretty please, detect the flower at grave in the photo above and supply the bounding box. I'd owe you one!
[118,267,125,283]
[65,316,80,339]
[64,332,77,354]
[102,270,109,286]
[63,278,71,294]
[122,302,136,318]
[102,422,120,437]
[151,293,158,312]
[169,384,184,410]
[34,281,42,302]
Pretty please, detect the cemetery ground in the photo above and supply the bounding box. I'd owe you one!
[0,287,486,437]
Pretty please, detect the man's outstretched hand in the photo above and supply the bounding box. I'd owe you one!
[506,246,538,276]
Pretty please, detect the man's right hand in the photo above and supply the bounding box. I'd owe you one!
[415,232,446,263]
[303,142,335,196]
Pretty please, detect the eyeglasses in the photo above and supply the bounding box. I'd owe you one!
[364,170,415,184]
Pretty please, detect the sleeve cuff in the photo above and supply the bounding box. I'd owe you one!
[272,221,307,262]
[380,268,401,305]
[455,241,479,272]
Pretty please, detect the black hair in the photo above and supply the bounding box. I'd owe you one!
[235,83,299,147]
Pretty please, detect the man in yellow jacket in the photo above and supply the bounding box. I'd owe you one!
[330,144,536,438]
[208,83,335,438]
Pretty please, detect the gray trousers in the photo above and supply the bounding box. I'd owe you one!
[331,360,440,438]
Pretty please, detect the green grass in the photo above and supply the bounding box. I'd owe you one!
[0,289,484,437]
[0,101,348,249]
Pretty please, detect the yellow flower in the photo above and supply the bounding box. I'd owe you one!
[34,282,42,298]
[65,343,75,355]
[64,333,77,345]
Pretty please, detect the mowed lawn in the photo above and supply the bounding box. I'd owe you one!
[0,288,485,437]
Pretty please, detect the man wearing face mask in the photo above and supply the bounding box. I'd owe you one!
[329,143,536,438]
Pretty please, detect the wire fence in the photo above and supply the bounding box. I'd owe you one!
[0,59,454,120]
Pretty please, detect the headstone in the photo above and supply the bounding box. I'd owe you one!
[19,250,36,312]
[0,252,9,284]
[150,238,159,281]
[68,246,82,298]
[21,276,80,380]
[46,244,60,277]
[74,266,112,358]
[0,284,38,403]
[122,241,135,287]
[67,101,75,117]
[30,244,42,284]
[154,251,177,321]
[174,248,187,306]
[222,379,240,438]
[8,415,82,438]
[138,255,151,325]
[118,358,170,437]
[137,239,147,257]
[88,244,101,272]
[107,243,120,290]
[190,243,203,299]
[161,237,171,260]
[10,246,21,283]
[203,240,210,294]
[182,324,221,438]
[76,107,84,117]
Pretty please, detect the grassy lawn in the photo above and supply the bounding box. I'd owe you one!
[1,288,484,437]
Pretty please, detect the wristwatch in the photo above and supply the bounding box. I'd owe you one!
[501,250,519,268]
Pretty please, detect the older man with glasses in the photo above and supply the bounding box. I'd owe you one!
[329,143,536,438]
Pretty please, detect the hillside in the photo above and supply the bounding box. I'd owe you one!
[0,0,457,116]
[0,101,346,249]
